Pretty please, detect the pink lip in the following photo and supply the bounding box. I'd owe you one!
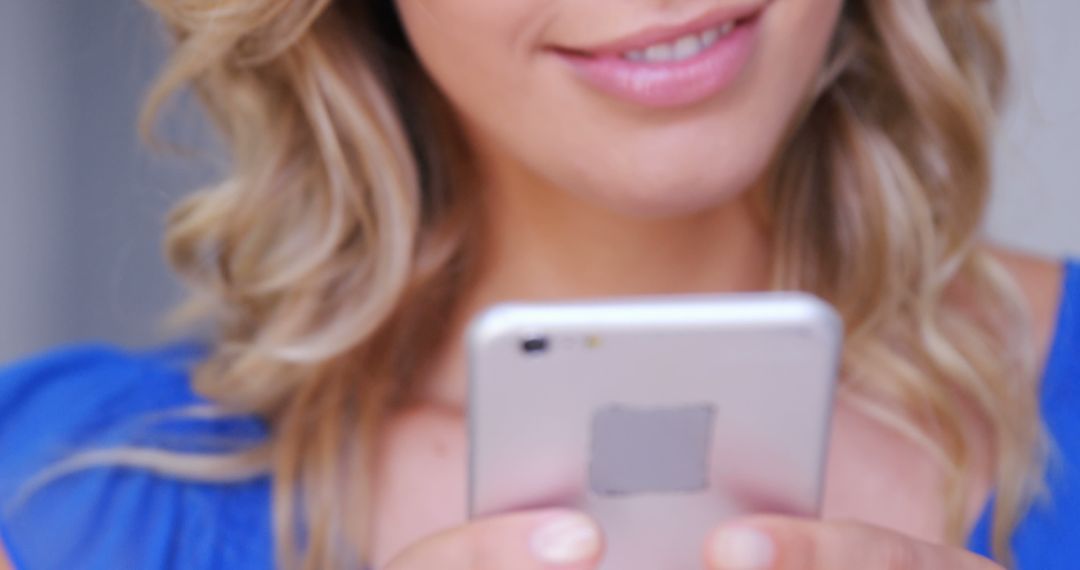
[549,5,767,109]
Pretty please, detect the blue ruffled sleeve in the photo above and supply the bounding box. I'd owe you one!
[0,344,274,570]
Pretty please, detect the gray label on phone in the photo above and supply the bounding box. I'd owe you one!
[589,403,716,496]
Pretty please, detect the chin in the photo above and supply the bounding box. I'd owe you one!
[572,171,761,220]
[552,148,767,219]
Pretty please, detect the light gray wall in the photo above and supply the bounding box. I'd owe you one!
[0,0,67,360]
[988,1,1080,256]
[0,1,1077,362]
[0,0,218,361]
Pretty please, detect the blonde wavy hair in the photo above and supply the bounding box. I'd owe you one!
[138,0,1047,567]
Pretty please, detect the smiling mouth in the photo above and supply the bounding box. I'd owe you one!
[546,4,768,109]
[619,19,745,63]
[550,4,766,63]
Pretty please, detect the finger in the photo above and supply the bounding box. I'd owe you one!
[704,516,1004,570]
[384,509,604,570]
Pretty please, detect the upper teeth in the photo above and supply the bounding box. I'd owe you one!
[623,21,736,63]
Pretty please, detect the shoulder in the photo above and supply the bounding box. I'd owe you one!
[995,247,1080,427]
[984,246,1080,434]
[0,343,205,437]
[0,344,273,570]
[0,343,212,492]
[985,246,1067,365]
[0,343,207,488]
[975,249,1080,565]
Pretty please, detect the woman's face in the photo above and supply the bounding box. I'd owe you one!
[395,0,844,217]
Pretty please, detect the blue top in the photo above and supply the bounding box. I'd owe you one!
[0,344,273,569]
[2,263,1079,569]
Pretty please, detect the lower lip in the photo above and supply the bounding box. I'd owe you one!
[552,16,762,109]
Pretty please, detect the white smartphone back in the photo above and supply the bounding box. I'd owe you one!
[468,292,842,569]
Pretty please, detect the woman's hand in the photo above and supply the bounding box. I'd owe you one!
[383,509,604,570]
[705,516,1003,570]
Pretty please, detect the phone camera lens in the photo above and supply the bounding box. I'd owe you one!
[521,336,549,355]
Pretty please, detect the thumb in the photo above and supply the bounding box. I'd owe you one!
[704,516,1002,570]
[384,509,604,570]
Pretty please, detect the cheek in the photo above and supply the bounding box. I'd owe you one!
[394,0,552,130]
[766,0,845,93]
[549,1,843,214]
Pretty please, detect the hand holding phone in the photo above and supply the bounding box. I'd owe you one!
[384,509,604,570]
[468,293,842,570]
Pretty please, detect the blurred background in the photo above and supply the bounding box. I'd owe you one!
[1,1,1077,362]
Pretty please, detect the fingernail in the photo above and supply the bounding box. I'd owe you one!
[530,512,600,565]
[710,526,775,569]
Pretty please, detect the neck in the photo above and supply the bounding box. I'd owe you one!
[475,181,771,302]
[421,156,773,408]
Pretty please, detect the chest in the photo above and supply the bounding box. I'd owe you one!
[366,401,990,567]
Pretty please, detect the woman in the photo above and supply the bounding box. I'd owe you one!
[1,0,1076,568]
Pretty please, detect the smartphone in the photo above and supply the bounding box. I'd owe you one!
[467,292,842,569]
